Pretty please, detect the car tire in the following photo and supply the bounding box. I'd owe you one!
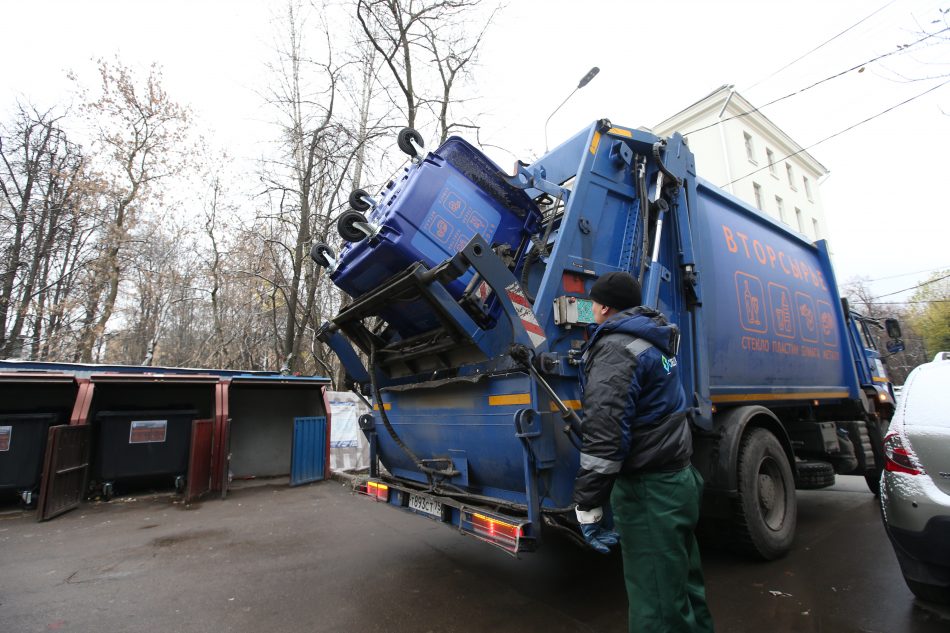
[732,428,797,560]
[864,418,885,496]
[905,578,950,605]
[796,460,835,489]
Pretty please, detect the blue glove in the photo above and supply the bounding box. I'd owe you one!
[576,506,620,554]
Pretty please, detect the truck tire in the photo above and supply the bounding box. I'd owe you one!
[795,460,835,489]
[732,428,797,560]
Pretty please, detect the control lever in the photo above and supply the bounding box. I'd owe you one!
[509,344,583,443]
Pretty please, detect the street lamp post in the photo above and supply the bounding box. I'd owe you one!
[544,66,600,153]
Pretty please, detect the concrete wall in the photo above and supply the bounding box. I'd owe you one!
[228,385,325,478]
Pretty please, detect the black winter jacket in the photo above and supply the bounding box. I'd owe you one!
[573,306,693,511]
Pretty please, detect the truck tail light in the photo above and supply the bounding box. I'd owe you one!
[361,481,390,501]
[460,509,525,554]
[883,432,924,475]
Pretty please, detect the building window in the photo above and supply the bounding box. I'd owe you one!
[786,164,796,190]
[795,207,804,233]
[803,176,813,202]
[744,132,756,164]
[812,218,820,239]
[766,148,777,177]
[775,195,785,223]
[753,182,763,210]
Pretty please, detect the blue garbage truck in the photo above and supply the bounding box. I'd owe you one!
[311,120,902,559]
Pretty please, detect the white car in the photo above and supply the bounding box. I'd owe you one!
[880,352,950,603]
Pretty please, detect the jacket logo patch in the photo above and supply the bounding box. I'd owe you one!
[661,355,677,373]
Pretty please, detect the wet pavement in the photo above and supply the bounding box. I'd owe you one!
[0,475,947,633]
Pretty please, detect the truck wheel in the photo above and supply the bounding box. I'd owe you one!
[733,428,796,560]
[864,419,885,496]
[796,460,835,489]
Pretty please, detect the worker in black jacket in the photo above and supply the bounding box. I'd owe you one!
[574,271,713,633]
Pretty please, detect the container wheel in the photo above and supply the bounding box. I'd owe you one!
[397,127,424,158]
[348,188,371,212]
[731,427,796,560]
[309,242,336,268]
[102,482,114,502]
[337,210,370,242]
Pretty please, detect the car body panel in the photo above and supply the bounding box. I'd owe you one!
[880,354,950,593]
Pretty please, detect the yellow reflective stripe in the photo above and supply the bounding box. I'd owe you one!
[872,376,889,383]
[711,391,849,404]
[589,131,601,154]
[550,400,582,411]
[372,403,392,411]
[607,127,633,137]
[489,393,531,406]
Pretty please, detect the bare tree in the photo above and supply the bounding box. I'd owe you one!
[355,0,491,136]
[72,59,192,362]
[0,103,102,360]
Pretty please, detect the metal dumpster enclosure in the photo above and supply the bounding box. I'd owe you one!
[0,362,332,517]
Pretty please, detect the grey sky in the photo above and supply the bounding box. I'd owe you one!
[3,0,947,304]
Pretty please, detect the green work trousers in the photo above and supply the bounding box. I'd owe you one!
[610,465,714,633]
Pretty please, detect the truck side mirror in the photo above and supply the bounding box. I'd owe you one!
[886,339,905,354]
[885,318,902,340]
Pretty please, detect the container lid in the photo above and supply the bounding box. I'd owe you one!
[437,137,540,222]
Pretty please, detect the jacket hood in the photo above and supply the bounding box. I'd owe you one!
[589,306,678,354]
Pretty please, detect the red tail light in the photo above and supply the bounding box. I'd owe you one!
[361,481,390,501]
[883,432,924,475]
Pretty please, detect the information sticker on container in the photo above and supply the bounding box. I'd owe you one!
[0,426,11,451]
[129,420,167,444]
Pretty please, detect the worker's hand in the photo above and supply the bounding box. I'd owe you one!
[575,506,620,554]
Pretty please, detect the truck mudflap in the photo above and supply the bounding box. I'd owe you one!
[355,478,535,555]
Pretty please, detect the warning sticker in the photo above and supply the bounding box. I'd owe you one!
[0,426,11,451]
[129,420,167,444]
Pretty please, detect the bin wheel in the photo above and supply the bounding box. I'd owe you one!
[102,482,114,501]
[348,188,371,212]
[338,210,370,242]
[310,242,336,268]
[174,475,186,494]
[397,127,424,158]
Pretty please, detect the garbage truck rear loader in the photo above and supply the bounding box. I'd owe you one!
[313,120,900,559]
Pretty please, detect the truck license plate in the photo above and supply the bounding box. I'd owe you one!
[408,494,445,520]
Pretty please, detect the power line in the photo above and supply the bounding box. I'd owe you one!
[724,78,950,187]
[865,300,950,305]
[744,0,897,92]
[874,272,950,299]
[867,264,950,282]
[684,26,950,138]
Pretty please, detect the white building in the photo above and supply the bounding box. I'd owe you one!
[653,85,830,243]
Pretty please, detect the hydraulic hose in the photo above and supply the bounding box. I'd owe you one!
[368,344,457,486]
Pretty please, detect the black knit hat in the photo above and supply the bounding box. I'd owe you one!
[589,272,642,311]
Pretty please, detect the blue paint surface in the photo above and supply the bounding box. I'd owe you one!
[291,416,326,486]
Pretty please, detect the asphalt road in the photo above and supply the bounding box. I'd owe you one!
[0,475,947,633]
